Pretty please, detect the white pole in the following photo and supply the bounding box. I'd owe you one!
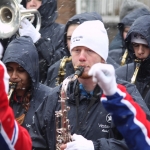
[76,0,81,14]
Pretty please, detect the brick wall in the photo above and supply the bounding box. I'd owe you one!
[56,0,76,24]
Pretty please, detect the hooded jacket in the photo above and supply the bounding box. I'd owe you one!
[0,61,32,150]
[2,36,51,131]
[21,0,66,83]
[45,12,119,87]
[109,0,150,50]
[115,15,150,109]
[119,0,149,21]
[29,76,150,150]
[109,8,150,66]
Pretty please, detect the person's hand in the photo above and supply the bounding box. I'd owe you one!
[60,134,94,150]
[19,18,41,43]
[19,4,26,10]
[0,42,4,60]
[88,63,117,96]
[16,0,22,3]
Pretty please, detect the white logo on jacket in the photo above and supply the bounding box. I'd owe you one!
[26,124,31,128]
[98,124,110,133]
[106,113,112,123]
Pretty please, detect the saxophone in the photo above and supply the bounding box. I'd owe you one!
[131,59,141,84]
[8,82,17,100]
[55,66,84,150]
[120,49,128,66]
[55,56,72,86]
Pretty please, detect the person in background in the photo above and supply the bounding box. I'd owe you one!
[115,15,150,110]
[109,0,149,51]
[29,20,150,150]
[0,60,32,150]
[45,12,119,87]
[2,36,51,132]
[88,62,150,150]
[109,7,150,66]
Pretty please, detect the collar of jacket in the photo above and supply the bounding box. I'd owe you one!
[79,83,93,98]
[67,80,101,105]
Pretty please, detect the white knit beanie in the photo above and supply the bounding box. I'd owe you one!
[70,20,109,61]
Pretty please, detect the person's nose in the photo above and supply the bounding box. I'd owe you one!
[79,50,87,61]
[11,71,18,80]
[137,45,144,55]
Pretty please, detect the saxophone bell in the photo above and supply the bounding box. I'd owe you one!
[0,0,41,39]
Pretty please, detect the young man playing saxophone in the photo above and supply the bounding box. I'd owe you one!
[29,20,150,150]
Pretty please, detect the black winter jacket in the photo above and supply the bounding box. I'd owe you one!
[2,37,51,131]
[109,32,122,51]
[116,61,150,110]
[29,76,150,150]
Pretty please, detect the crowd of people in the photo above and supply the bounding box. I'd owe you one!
[1,0,150,149]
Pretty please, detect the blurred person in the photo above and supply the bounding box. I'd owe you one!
[45,12,119,87]
[21,0,65,84]
[109,0,149,51]
[2,36,51,132]
[0,60,32,150]
[89,63,150,150]
[1,0,65,83]
[29,20,150,150]
[109,7,150,66]
[119,0,149,21]
[26,0,42,9]
[115,15,150,110]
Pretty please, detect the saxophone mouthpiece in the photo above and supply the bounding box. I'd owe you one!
[74,66,84,77]
[8,82,18,101]
[9,82,17,89]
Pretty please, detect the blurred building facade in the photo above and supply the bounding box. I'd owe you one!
[56,0,150,24]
